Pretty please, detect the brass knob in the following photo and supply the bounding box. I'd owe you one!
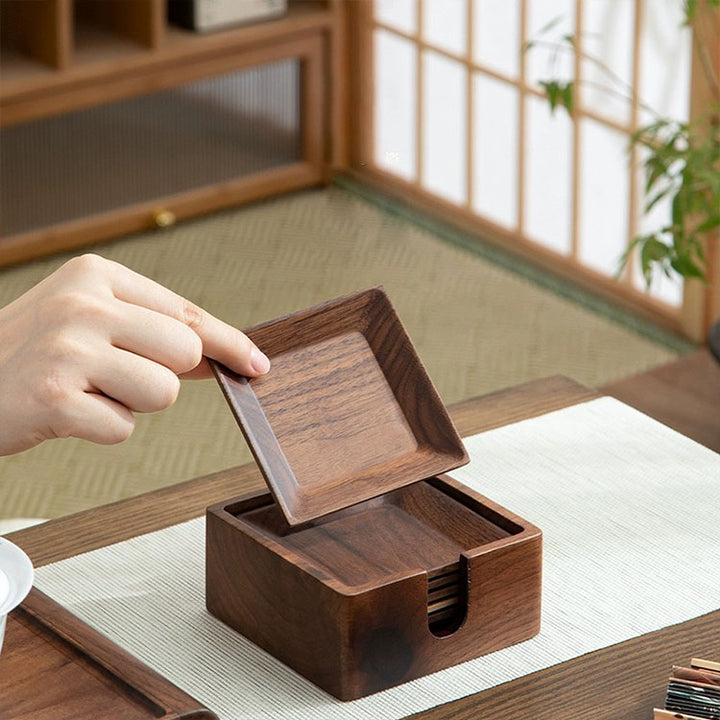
[153,209,176,228]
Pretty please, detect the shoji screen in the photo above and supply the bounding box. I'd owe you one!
[371,0,693,314]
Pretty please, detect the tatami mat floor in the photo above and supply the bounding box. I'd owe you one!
[0,185,682,521]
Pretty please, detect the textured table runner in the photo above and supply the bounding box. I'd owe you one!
[34,398,720,719]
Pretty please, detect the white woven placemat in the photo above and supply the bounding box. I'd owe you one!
[34,397,720,719]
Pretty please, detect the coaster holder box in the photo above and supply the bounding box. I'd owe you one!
[205,288,542,700]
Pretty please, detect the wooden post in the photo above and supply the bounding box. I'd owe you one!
[328,0,350,172]
[681,1,720,341]
[345,0,374,170]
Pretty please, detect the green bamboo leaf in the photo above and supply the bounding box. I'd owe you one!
[671,255,706,281]
[686,235,706,262]
[671,191,685,230]
[617,236,644,277]
[641,237,671,263]
[539,81,560,111]
[561,82,574,113]
[646,158,669,193]
[697,215,720,233]
[537,15,565,35]
[640,237,671,284]
[645,185,674,213]
[687,188,707,213]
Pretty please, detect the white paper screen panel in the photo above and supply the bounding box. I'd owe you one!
[634,0,689,305]
[473,74,518,229]
[374,0,417,35]
[422,50,467,204]
[638,0,691,127]
[422,0,467,56]
[525,94,572,256]
[526,0,575,90]
[370,0,694,313]
[374,29,417,181]
[579,120,629,276]
[472,0,520,80]
[581,0,635,126]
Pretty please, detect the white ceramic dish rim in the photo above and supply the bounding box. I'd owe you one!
[0,537,34,616]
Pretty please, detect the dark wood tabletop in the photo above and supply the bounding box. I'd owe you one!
[7,375,720,720]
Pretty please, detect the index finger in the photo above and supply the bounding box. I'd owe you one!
[105,258,270,378]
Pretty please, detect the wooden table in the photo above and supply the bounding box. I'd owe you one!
[602,349,720,455]
[6,376,720,719]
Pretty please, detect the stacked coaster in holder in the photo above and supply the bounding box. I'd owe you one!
[427,561,465,633]
[654,659,720,719]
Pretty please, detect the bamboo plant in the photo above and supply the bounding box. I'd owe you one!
[527,0,719,289]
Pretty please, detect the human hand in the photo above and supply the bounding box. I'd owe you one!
[0,254,270,455]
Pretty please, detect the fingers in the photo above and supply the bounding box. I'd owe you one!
[110,302,203,376]
[0,253,270,455]
[106,259,270,378]
[44,391,136,446]
[89,345,182,414]
[19,343,179,449]
[64,393,136,445]
[176,308,271,378]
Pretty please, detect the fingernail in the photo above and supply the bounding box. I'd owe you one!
[250,348,271,374]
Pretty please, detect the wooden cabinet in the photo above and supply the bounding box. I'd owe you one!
[0,0,346,267]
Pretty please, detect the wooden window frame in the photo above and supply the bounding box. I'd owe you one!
[346,0,720,340]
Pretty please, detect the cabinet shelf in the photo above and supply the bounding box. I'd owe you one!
[0,1,332,125]
[72,21,151,68]
[0,0,344,267]
[0,45,59,87]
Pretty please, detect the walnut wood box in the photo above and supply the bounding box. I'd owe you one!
[205,289,542,700]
